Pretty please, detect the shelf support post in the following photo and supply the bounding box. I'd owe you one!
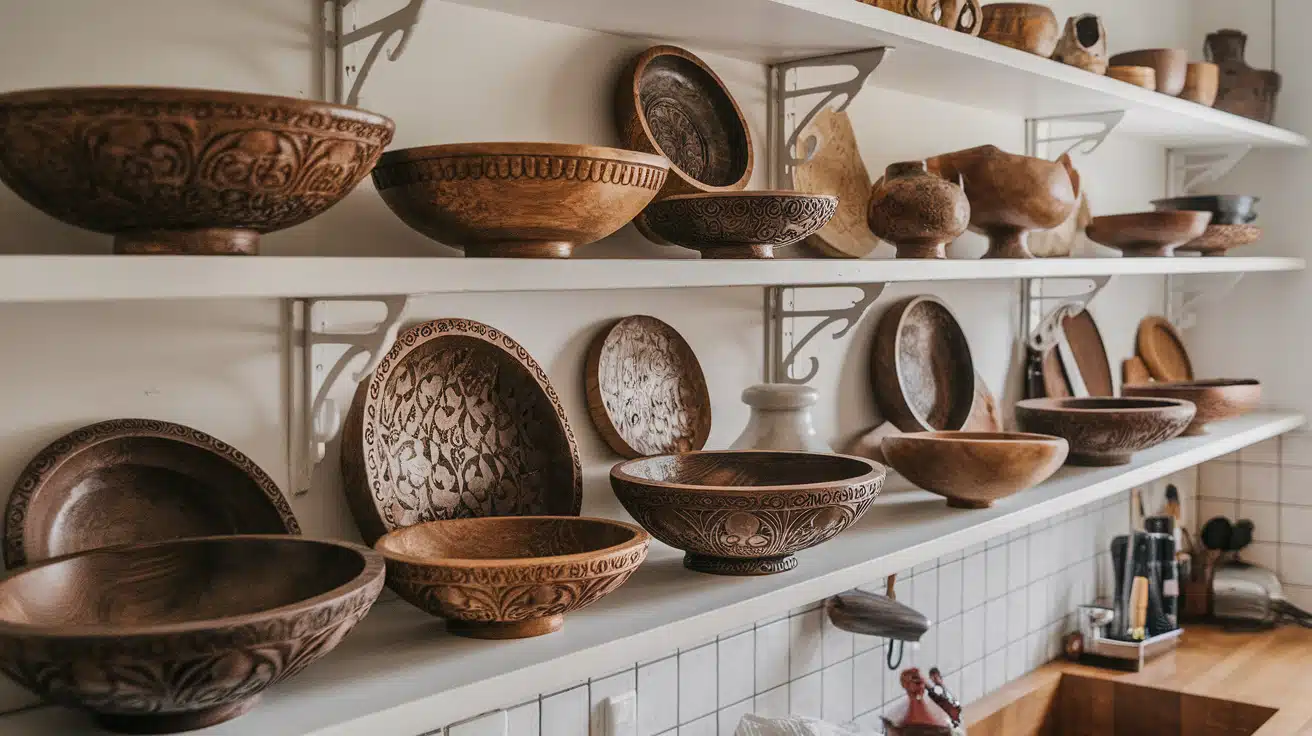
[764,284,885,385]
[1166,273,1245,330]
[323,0,426,105]
[1022,275,1112,352]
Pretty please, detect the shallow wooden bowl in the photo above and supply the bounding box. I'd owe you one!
[1107,65,1157,90]
[882,431,1069,508]
[642,191,838,259]
[1014,397,1195,466]
[371,142,669,258]
[0,535,384,733]
[1178,223,1262,256]
[0,87,393,255]
[980,3,1060,56]
[1123,379,1261,436]
[610,451,885,575]
[1086,211,1212,257]
[376,516,649,639]
[1108,49,1188,95]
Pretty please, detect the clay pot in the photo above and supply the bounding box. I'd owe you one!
[868,0,983,35]
[867,161,971,259]
[1206,29,1282,123]
[1107,66,1157,90]
[1183,62,1221,106]
[1109,49,1188,96]
[1051,14,1108,75]
[1123,379,1261,437]
[980,3,1060,57]
[925,145,1078,259]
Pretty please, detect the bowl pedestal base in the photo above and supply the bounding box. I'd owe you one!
[1068,451,1133,466]
[981,229,1035,259]
[893,241,949,259]
[1180,423,1209,437]
[447,615,565,639]
[114,228,260,256]
[684,552,798,575]
[464,241,575,258]
[95,698,259,734]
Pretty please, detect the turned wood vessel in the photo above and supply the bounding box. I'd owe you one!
[882,431,1068,508]
[1207,29,1282,123]
[611,451,885,575]
[1086,211,1212,257]
[872,295,976,432]
[1123,379,1261,436]
[867,161,971,259]
[1051,14,1108,75]
[1108,49,1188,96]
[979,3,1060,56]
[1182,62,1221,106]
[642,191,838,259]
[1179,223,1262,256]
[1107,66,1157,90]
[1014,397,1195,466]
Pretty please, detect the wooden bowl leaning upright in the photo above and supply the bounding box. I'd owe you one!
[882,431,1069,508]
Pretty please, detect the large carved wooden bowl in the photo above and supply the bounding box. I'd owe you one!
[0,535,384,733]
[1123,379,1261,436]
[881,431,1068,508]
[610,451,885,575]
[643,191,838,259]
[0,87,394,255]
[1014,397,1195,466]
[376,516,649,639]
[371,142,669,258]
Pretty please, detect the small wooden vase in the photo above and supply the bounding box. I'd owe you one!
[980,3,1060,57]
[1207,29,1281,123]
[867,161,970,259]
[1051,14,1107,74]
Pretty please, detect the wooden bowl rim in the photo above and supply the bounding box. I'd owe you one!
[1015,397,1194,413]
[884,431,1068,446]
[887,294,976,431]
[1089,211,1213,227]
[0,534,383,638]
[1124,378,1260,390]
[375,141,670,170]
[611,450,885,494]
[654,191,837,204]
[375,515,650,568]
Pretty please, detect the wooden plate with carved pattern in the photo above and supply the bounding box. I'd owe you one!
[342,318,582,545]
[586,315,711,458]
[4,418,299,569]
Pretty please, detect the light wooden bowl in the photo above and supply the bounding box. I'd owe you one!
[1108,49,1188,95]
[1014,397,1195,466]
[882,431,1068,508]
[1107,65,1157,90]
[1123,379,1261,436]
[1086,211,1212,257]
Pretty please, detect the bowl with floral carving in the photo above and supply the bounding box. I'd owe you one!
[610,450,885,575]
[0,86,394,255]
[375,516,649,639]
[642,191,839,259]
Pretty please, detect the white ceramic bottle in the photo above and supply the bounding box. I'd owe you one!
[729,383,830,452]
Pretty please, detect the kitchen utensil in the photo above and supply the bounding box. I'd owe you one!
[1123,379,1261,435]
[1133,488,1147,530]
[1145,532,1175,635]
[962,372,1003,432]
[1051,14,1108,74]
[4,418,299,568]
[1151,194,1259,225]
[1107,65,1157,89]
[872,295,976,432]
[586,315,711,458]
[372,142,669,257]
[1039,307,1114,398]
[1014,397,1195,466]
[791,107,882,258]
[867,160,971,259]
[341,318,582,545]
[1179,223,1263,256]
[1213,561,1312,627]
[731,384,830,452]
[1182,62,1221,106]
[1153,531,1181,628]
[1136,316,1195,381]
[1112,534,1131,638]
[825,590,930,642]
[979,3,1060,56]
[642,191,838,259]
[376,516,649,639]
[1201,515,1233,587]
[1122,356,1152,386]
[1086,211,1212,257]
[881,431,1068,508]
[1230,518,1255,557]
[1108,49,1189,95]
[0,87,394,255]
[1207,29,1282,123]
[1130,576,1149,640]
[610,450,885,575]
[0,535,384,732]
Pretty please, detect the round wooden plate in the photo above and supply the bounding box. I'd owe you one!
[585,315,711,458]
[1039,308,1114,398]
[4,418,298,568]
[1137,316,1194,381]
[791,107,881,259]
[872,295,976,432]
[341,318,582,545]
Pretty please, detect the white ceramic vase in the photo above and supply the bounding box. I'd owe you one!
[729,384,830,452]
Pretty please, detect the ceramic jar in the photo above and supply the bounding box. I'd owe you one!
[1206,29,1281,123]
[867,161,971,259]
[729,384,830,452]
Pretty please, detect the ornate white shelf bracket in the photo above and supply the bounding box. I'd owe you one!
[1022,275,1112,351]
[1025,110,1126,160]
[1166,145,1253,195]
[324,0,427,105]
[765,284,886,385]
[288,295,410,495]
[767,48,889,189]
[1166,272,1245,331]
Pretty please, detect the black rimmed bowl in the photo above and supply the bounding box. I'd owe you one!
[1151,195,1259,225]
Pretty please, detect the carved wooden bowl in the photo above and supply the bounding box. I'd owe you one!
[642,191,838,259]
[376,516,649,639]
[610,451,885,575]
[1086,211,1212,257]
[0,87,394,255]
[1123,379,1261,436]
[1178,223,1262,256]
[881,431,1068,508]
[0,535,384,733]
[371,142,669,258]
[1014,397,1196,466]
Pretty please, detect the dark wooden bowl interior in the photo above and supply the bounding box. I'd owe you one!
[618,451,875,487]
[377,517,640,561]
[0,537,364,628]
[639,54,750,187]
[1033,397,1182,411]
[897,300,975,429]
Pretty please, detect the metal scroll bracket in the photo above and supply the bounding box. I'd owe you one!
[323,0,426,105]
[1166,272,1245,330]
[1024,110,1126,160]
[287,295,410,495]
[1166,145,1253,196]
[767,48,889,190]
[1022,275,1112,351]
[765,284,885,385]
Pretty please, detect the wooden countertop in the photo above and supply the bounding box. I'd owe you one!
[964,625,1312,735]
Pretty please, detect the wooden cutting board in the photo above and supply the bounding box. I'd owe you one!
[791,107,882,259]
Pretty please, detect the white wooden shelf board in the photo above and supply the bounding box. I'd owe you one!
[0,255,1303,303]
[446,0,1308,147]
[2,410,1302,735]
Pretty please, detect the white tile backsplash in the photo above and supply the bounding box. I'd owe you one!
[1241,463,1281,503]
[678,644,717,725]
[755,618,790,692]
[1241,439,1281,465]
[1240,501,1281,543]
[963,551,987,611]
[986,545,1008,601]
[852,648,884,715]
[507,701,540,736]
[821,660,854,724]
[1280,505,1312,546]
[821,610,854,666]
[591,668,636,731]
[542,685,588,736]
[938,559,963,620]
[789,608,824,678]
[1200,461,1240,499]
[913,567,939,622]
[450,711,507,736]
[1281,465,1312,506]
[790,671,822,720]
[985,597,1008,654]
[718,632,755,708]
[637,657,678,736]
[1007,589,1028,643]
[1008,537,1029,591]
[754,684,789,719]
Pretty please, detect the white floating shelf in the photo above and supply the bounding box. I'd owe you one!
[3,410,1302,736]
[447,0,1308,147]
[0,255,1302,303]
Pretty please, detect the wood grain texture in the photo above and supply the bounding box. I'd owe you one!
[4,418,298,569]
[1181,224,1262,256]
[881,431,1068,508]
[1109,49,1189,96]
[867,160,971,259]
[1107,65,1158,89]
[1184,62,1221,106]
[1207,30,1282,124]
[341,318,582,545]
[0,535,384,733]
[610,450,885,575]
[1051,14,1108,74]
[872,295,976,432]
[642,191,838,259]
[1123,379,1261,436]
[372,142,669,258]
[585,315,711,458]
[375,516,649,639]
[963,373,1003,432]
[791,107,882,259]
[864,0,983,35]
[1136,316,1195,381]
[1038,309,1113,398]
[980,3,1060,56]
[1123,356,1152,386]
[1014,397,1195,466]
[0,87,393,255]
[1087,211,1213,258]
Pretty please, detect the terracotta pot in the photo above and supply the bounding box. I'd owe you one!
[867,161,970,259]
[1051,14,1108,75]
[1014,397,1195,466]
[925,145,1078,258]
[1108,49,1188,96]
[881,431,1068,508]
[1183,62,1220,106]
[1123,379,1261,436]
[980,3,1060,57]
[1107,65,1157,90]
[1206,29,1282,123]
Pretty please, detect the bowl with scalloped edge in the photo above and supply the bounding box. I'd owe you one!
[1014,397,1195,466]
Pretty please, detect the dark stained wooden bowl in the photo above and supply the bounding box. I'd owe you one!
[610,451,885,575]
[376,516,649,639]
[1014,397,1195,466]
[0,535,384,733]
[1086,211,1212,257]
[872,295,976,433]
[881,431,1068,508]
[1123,379,1261,436]
[642,191,838,259]
[372,142,669,258]
[0,87,394,255]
